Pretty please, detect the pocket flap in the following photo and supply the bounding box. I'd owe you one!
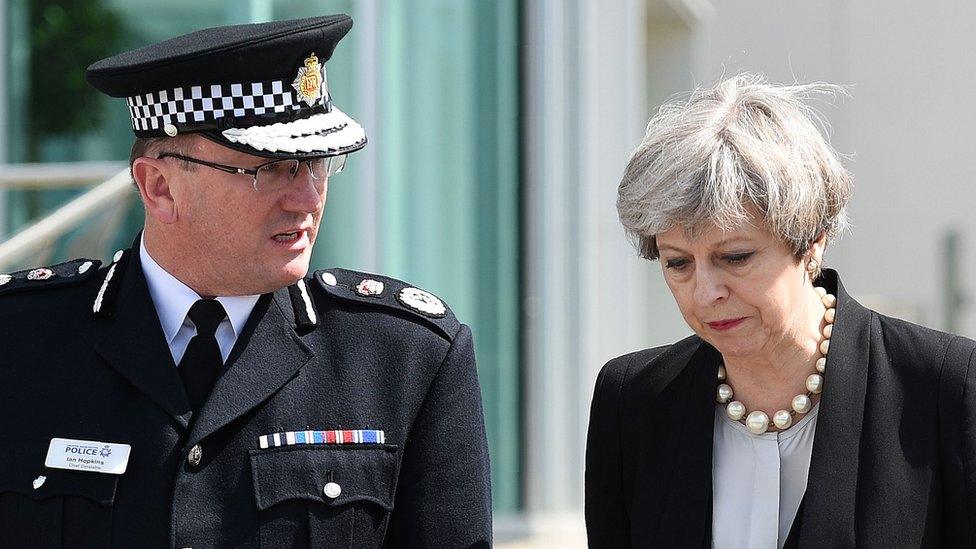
[0,438,118,505]
[250,445,398,511]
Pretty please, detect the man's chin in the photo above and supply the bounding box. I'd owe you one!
[279,260,312,286]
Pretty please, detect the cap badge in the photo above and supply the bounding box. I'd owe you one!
[27,268,55,281]
[355,279,384,297]
[293,52,323,107]
[0,274,12,286]
[397,287,447,318]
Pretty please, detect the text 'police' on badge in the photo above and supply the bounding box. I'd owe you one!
[44,437,131,475]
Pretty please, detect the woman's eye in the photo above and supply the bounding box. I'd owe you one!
[723,252,754,265]
[664,258,690,270]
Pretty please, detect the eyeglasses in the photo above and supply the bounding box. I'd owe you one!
[156,152,346,192]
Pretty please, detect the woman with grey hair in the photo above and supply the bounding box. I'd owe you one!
[585,73,976,548]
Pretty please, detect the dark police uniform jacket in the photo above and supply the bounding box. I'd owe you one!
[585,269,976,548]
[0,244,492,549]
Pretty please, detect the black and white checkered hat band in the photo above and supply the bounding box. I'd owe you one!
[126,78,327,133]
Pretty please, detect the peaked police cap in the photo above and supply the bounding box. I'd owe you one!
[86,15,365,159]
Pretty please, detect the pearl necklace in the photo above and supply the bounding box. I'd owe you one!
[715,286,836,435]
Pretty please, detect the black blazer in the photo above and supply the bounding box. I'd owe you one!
[0,239,491,549]
[585,269,976,548]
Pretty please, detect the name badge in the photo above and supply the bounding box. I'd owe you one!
[45,438,131,475]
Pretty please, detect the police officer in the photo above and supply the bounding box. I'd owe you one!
[0,15,491,549]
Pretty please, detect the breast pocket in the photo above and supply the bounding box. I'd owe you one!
[0,438,118,549]
[249,444,398,549]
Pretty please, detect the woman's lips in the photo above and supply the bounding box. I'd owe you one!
[706,317,746,331]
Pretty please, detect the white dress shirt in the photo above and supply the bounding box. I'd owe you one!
[711,402,819,549]
[140,236,260,365]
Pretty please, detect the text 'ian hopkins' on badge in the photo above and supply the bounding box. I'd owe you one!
[44,438,131,475]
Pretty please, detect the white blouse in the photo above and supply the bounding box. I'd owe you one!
[711,403,819,549]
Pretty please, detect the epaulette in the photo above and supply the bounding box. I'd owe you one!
[313,268,460,340]
[0,258,102,296]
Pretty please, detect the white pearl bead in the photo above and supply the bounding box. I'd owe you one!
[746,411,770,435]
[806,373,824,394]
[716,383,734,403]
[825,308,835,323]
[814,286,827,297]
[819,339,830,354]
[823,324,832,339]
[773,409,793,429]
[816,357,827,372]
[726,401,746,421]
[717,364,727,381]
[822,294,837,308]
[792,394,812,414]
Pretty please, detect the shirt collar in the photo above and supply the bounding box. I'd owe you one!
[140,235,260,343]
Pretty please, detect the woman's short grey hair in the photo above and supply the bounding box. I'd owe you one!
[617,72,853,260]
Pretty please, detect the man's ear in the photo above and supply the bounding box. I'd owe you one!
[132,157,178,224]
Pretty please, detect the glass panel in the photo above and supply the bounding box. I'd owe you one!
[366,0,522,512]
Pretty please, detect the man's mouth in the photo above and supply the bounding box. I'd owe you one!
[273,230,303,242]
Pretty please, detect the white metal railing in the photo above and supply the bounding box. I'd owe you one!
[0,164,134,271]
[0,161,127,189]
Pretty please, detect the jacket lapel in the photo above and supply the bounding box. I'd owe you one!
[94,247,192,429]
[632,339,719,547]
[797,270,872,547]
[187,289,315,446]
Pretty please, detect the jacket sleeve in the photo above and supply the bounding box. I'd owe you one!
[585,357,631,548]
[385,324,492,548]
[939,335,976,544]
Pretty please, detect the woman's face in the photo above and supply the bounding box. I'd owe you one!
[655,218,822,360]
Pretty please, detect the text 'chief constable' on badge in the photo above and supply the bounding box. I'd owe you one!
[0,14,492,549]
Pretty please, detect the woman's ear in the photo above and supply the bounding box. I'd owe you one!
[804,232,829,278]
[132,157,178,224]
[809,231,827,265]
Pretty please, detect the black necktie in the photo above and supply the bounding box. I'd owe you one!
[178,299,227,414]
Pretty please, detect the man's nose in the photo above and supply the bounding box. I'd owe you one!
[281,166,325,212]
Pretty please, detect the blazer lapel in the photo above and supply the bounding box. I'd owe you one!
[797,270,872,547]
[187,289,315,446]
[94,247,192,429]
[632,340,719,547]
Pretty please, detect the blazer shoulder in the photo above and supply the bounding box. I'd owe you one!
[0,258,102,301]
[596,334,702,396]
[875,312,972,372]
[599,345,670,385]
[311,267,461,341]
